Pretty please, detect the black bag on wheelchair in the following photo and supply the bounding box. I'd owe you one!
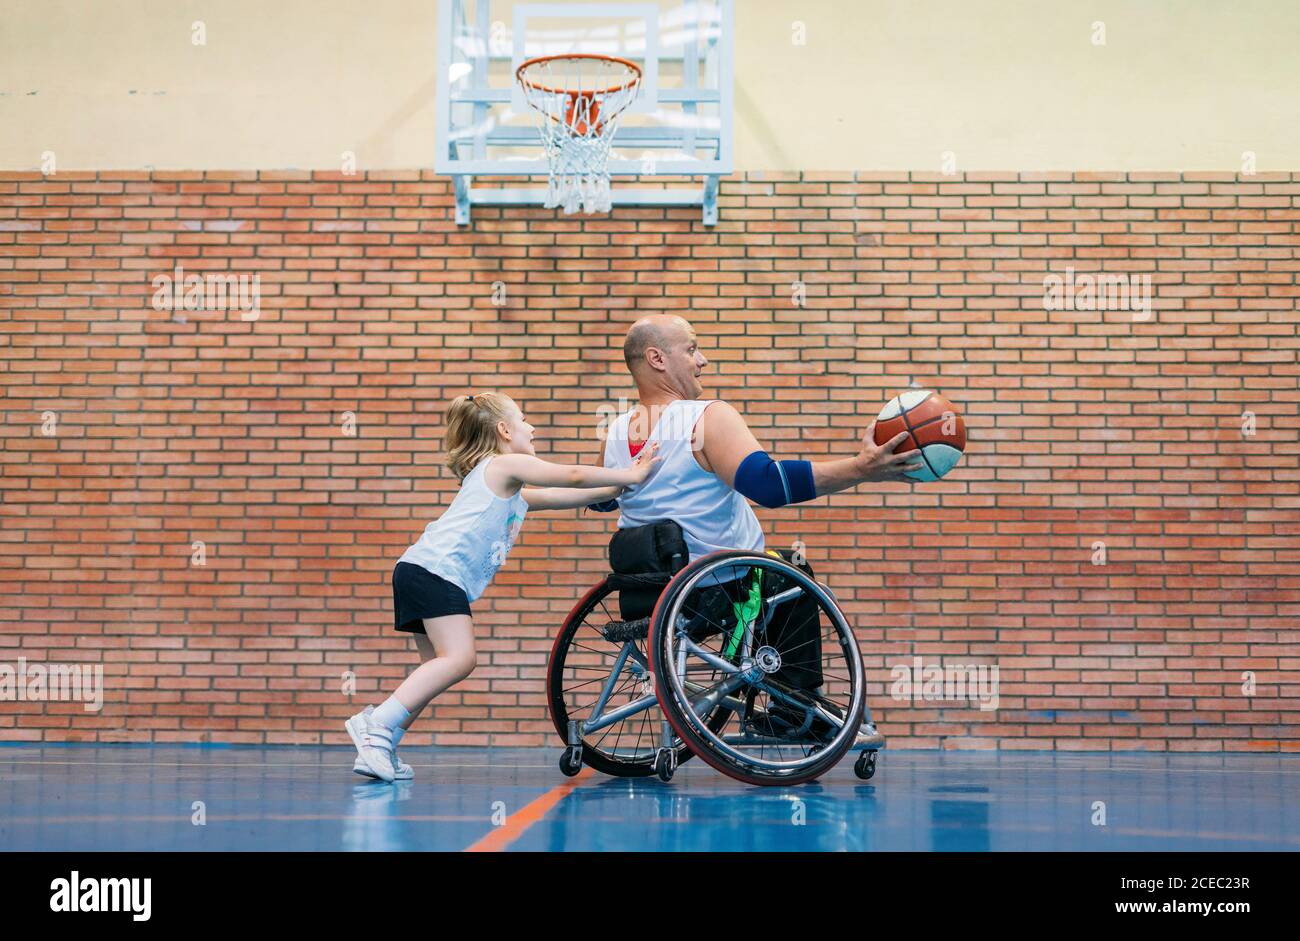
[607,520,688,621]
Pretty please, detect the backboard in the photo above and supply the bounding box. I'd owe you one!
[435,0,733,224]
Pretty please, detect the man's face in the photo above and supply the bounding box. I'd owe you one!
[663,323,708,398]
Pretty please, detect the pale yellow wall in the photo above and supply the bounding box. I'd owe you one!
[2,0,1297,171]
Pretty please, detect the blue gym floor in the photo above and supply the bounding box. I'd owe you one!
[2,745,1297,852]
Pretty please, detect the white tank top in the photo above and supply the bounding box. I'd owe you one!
[398,455,528,603]
[603,399,764,561]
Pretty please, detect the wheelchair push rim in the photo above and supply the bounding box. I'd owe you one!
[648,551,866,786]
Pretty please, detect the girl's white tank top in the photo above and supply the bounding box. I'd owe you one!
[398,455,528,603]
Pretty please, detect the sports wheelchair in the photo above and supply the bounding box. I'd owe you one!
[547,521,884,786]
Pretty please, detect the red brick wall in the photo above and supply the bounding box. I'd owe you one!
[1,170,1297,751]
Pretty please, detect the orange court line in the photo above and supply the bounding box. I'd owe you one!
[464,767,594,852]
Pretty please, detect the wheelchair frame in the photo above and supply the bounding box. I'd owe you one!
[550,550,884,785]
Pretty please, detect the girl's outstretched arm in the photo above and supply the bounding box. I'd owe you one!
[521,484,621,512]
[489,443,659,497]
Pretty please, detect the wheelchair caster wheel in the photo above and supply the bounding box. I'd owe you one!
[559,746,583,777]
[654,748,677,783]
[854,750,877,781]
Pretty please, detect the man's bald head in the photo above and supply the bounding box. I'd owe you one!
[622,315,706,401]
[624,315,687,374]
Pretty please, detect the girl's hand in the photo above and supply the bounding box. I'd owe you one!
[625,441,661,485]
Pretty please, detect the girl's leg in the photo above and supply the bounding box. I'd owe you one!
[387,613,476,720]
[350,615,475,780]
[397,630,440,730]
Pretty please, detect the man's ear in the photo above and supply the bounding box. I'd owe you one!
[645,347,665,370]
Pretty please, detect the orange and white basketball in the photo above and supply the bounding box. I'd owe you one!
[873,390,967,482]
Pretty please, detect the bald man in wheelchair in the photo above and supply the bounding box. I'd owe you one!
[588,314,923,748]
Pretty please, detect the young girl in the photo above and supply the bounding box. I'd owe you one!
[346,391,659,782]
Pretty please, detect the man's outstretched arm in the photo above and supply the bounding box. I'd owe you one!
[696,401,924,506]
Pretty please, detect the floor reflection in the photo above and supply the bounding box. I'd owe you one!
[1,746,1296,852]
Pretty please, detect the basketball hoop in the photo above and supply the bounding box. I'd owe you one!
[516,54,643,215]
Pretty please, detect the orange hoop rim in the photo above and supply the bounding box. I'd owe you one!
[515,53,644,98]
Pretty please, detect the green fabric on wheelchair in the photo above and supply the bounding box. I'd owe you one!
[724,568,763,659]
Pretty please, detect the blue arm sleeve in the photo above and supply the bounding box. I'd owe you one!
[732,450,817,509]
[586,499,620,512]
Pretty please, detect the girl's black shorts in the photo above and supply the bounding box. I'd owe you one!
[392,562,472,633]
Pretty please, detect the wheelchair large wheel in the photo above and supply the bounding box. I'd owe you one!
[547,577,728,778]
[648,551,866,786]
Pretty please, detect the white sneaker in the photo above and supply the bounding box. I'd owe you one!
[352,708,413,780]
[345,707,397,782]
[354,755,413,780]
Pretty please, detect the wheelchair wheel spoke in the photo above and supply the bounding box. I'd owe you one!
[590,673,639,751]
[569,641,620,658]
[767,605,819,654]
[563,675,612,694]
[651,552,868,780]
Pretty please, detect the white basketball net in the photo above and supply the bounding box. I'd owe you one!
[517,55,643,215]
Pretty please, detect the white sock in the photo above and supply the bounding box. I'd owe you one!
[373,695,410,732]
[391,725,406,749]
